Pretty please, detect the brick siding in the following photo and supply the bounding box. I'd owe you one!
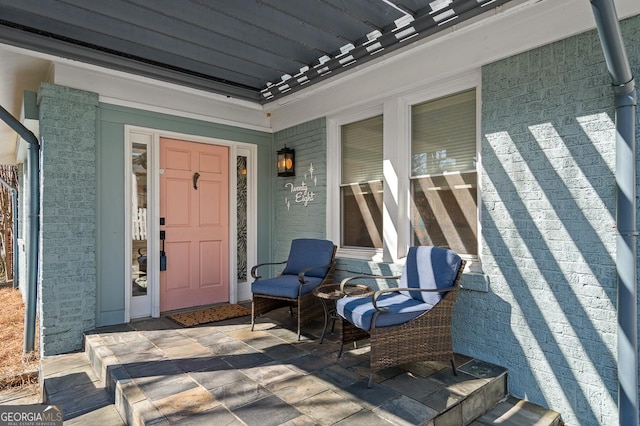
[272,118,328,261]
[452,18,640,426]
[37,83,98,356]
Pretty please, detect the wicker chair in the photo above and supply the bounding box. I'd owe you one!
[251,238,337,340]
[336,246,465,387]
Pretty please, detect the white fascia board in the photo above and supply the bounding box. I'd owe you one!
[52,63,271,133]
[267,0,640,131]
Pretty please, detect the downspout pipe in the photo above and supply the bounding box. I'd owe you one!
[0,104,39,354]
[590,1,638,425]
[0,176,19,288]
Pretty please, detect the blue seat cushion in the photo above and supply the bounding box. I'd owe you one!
[282,239,335,278]
[399,246,462,305]
[337,293,434,331]
[252,274,324,299]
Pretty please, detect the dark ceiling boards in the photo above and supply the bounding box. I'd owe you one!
[0,0,511,103]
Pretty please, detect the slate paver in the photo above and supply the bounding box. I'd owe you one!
[208,377,272,410]
[337,379,402,410]
[382,371,445,402]
[135,373,200,402]
[232,394,303,426]
[64,404,126,425]
[174,354,229,373]
[123,357,183,378]
[170,405,239,425]
[294,389,364,424]
[153,386,219,423]
[334,409,396,425]
[222,351,273,369]
[267,374,331,405]
[241,362,301,386]
[374,394,439,426]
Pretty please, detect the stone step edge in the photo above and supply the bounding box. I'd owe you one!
[84,334,158,425]
[40,352,119,422]
[474,394,563,426]
[428,364,509,425]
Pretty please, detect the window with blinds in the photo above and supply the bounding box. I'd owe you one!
[341,115,383,249]
[410,89,478,256]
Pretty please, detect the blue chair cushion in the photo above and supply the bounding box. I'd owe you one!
[399,246,462,305]
[252,274,324,299]
[337,293,434,331]
[282,239,335,278]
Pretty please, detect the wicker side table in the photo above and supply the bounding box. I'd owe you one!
[313,283,373,344]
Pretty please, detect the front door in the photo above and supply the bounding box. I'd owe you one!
[159,137,229,312]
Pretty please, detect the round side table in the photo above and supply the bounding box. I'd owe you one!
[313,283,373,344]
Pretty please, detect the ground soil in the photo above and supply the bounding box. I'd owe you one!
[0,286,39,391]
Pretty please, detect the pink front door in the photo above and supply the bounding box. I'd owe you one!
[159,138,229,312]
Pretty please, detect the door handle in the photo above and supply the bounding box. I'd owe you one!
[193,172,200,190]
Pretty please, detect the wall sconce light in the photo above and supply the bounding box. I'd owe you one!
[277,146,295,177]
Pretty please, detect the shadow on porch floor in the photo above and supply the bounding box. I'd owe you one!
[40,307,560,425]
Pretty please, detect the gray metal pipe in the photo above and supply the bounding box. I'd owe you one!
[0,104,39,354]
[24,142,39,353]
[590,1,638,425]
[12,187,17,289]
[0,176,19,288]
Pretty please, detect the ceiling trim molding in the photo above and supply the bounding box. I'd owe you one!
[52,63,272,133]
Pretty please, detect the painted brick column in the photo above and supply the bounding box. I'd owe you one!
[38,83,99,355]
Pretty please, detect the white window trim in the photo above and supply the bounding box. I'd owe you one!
[327,69,482,270]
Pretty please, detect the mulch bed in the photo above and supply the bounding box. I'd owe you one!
[0,287,39,391]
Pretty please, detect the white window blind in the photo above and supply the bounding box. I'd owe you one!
[341,115,383,184]
[340,114,383,249]
[410,88,478,257]
[411,89,476,176]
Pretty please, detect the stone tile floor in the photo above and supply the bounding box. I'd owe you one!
[40,309,514,425]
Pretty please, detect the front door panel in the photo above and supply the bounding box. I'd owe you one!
[160,138,229,312]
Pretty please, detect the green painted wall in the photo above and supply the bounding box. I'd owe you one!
[96,103,272,326]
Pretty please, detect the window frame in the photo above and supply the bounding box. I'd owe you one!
[328,105,385,261]
[327,69,482,270]
[408,87,481,270]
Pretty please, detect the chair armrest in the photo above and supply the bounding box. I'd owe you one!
[250,261,287,280]
[371,286,457,311]
[339,275,401,292]
[297,262,335,284]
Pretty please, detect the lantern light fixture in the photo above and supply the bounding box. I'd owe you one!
[277,146,295,177]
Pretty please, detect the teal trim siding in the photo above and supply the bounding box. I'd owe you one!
[38,83,99,356]
[271,118,328,263]
[36,86,272,354]
[96,103,272,327]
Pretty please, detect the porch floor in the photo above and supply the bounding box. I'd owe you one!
[39,307,556,425]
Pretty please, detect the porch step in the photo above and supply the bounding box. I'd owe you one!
[40,352,125,424]
[471,395,563,426]
[42,315,555,425]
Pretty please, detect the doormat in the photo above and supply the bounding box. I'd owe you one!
[168,304,251,327]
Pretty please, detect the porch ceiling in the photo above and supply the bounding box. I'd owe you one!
[0,0,513,105]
